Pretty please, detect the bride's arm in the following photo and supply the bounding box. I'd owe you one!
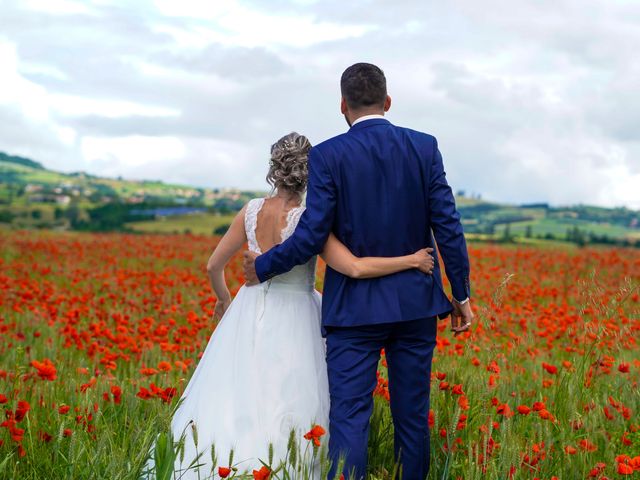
[320,233,434,279]
[206,204,248,320]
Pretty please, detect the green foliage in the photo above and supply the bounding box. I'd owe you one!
[214,224,230,235]
[139,424,335,480]
[0,209,15,223]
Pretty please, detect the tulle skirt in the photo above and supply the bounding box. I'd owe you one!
[144,281,330,478]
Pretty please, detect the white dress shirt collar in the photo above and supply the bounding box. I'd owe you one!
[351,114,386,126]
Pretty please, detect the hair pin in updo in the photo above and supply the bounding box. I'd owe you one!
[282,139,295,151]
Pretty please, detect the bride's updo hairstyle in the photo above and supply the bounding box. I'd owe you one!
[266,132,311,195]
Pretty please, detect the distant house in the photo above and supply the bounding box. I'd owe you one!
[25,184,43,193]
[28,193,71,205]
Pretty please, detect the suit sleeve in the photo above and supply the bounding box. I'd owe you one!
[429,137,471,301]
[255,147,337,282]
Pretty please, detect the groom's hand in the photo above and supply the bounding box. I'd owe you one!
[451,298,473,337]
[243,251,260,285]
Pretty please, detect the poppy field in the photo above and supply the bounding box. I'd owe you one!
[0,230,638,480]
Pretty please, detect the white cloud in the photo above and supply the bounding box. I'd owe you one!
[0,39,80,161]
[0,0,638,208]
[81,135,186,171]
[48,94,180,118]
[153,0,375,48]
[22,0,96,16]
[0,41,50,120]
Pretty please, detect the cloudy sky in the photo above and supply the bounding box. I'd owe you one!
[1,0,639,207]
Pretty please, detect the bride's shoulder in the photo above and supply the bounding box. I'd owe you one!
[289,203,306,218]
[243,197,267,222]
[228,198,263,226]
[245,197,265,212]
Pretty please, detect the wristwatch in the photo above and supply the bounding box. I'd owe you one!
[453,297,470,305]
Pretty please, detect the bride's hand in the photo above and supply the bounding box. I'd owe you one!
[412,248,435,274]
[213,298,231,321]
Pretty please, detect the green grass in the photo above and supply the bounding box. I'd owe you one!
[125,213,236,235]
[494,217,638,240]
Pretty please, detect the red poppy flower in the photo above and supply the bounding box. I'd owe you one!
[496,404,512,417]
[218,466,232,477]
[304,425,326,447]
[110,385,122,404]
[588,462,606,477]
[617,463,633,475]
[158,361,172,372]
[541,362,557,375]
[15,401,30,422]
[578,439,597,452]
[30,359,57,381]
[532,402,546,411]
[253,466,270,480]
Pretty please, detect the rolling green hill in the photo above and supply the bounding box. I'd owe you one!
[0,151,638,245]
[0,156,230,203]
[457,201,639,245]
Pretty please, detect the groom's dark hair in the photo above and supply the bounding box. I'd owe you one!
[340,63,387,110]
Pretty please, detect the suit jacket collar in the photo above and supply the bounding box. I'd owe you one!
[348,117,391,132]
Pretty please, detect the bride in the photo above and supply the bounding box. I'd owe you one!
[145,132,434,478]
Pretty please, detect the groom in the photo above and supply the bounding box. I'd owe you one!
[244,63,472,480]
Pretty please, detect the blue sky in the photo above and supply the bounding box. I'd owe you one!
[1,0,638,207]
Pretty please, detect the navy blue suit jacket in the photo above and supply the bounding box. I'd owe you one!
[255,118,470,332]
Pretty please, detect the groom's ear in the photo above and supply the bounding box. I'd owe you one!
[384,95,392,112]
[340,97,348,115]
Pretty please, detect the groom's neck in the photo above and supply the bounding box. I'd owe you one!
[347,108,385,126]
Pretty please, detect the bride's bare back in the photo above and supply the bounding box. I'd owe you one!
[254,196,303,253]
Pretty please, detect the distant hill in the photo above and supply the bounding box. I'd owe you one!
[0,152,44,170]
[0,150,638,245]
[0,150,258,206]
[456,200,639,245]
[0,150,262,232]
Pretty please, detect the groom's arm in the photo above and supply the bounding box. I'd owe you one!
[254,147,336,283]
[428,137,471,302]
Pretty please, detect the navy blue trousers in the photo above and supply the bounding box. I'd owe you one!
[325,317,437,480]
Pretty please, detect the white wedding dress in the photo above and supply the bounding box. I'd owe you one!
[144,198,330,478]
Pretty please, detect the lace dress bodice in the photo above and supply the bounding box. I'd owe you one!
[244,198,317,288]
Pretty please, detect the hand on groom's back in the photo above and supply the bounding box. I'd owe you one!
[413,248,435,274]
[243,251,260,285]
